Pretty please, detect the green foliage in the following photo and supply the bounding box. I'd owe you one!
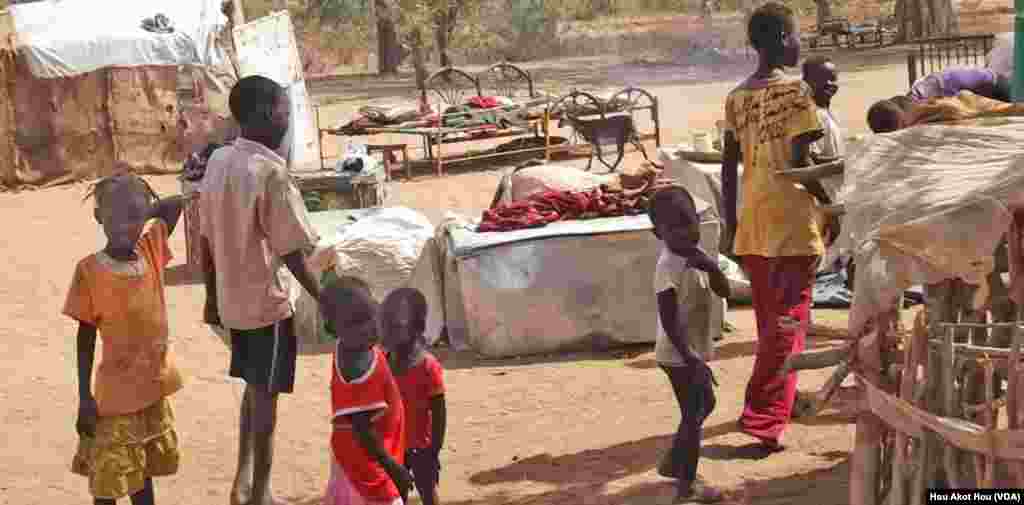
[318,0,372,19]
[510,0,547,35]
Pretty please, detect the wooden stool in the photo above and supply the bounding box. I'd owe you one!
[367,144,411,181]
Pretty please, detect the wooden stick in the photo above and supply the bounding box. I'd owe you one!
[1011,322,1024,487]
[851,316,886,505]
[943,324,962,488]
[983,358,997,487]
[891,310,921,505]
[909,310,931,505]
[781,344,852,374]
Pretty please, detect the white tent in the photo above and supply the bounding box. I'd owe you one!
[8,0,230,78]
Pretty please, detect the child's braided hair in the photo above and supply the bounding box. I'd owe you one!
[83,171,160,210]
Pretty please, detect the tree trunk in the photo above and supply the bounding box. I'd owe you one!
[899,0,957,40]
[894,0,908,42]
[434,13,451,67]
[411,30,429,91]
[434,0,462,67]
[375,0,402,75]
[815,0,832,27]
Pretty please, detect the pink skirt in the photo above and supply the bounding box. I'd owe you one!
[324,458,404,505]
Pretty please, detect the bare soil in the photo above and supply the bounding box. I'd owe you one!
[0,40,974,504]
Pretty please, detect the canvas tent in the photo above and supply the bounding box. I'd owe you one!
[0,0,240,188]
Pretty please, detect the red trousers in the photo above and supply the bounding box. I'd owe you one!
[739,255,817,444]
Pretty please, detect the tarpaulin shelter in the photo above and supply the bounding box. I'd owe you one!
[0,0,241,188]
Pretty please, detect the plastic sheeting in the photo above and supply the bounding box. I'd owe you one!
[435,210,723,358]
[843,118,1024,339]
[8,0,229,79]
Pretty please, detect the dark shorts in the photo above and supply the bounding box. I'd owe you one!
[228,318,297,394]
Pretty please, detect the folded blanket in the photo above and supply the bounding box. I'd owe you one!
[909,90,1024,126]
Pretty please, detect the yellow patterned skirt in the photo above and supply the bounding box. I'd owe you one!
[71,398,180,500]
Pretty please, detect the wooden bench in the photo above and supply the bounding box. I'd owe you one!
[906,33,996,89]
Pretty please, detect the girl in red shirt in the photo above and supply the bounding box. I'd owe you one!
[322,281,412,505]
[381,288,447,505]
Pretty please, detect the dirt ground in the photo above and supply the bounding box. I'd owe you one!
[5,50,916,505]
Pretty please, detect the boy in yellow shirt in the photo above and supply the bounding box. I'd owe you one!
[720,2,837,452]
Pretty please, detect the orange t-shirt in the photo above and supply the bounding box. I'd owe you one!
[63,219,183,416]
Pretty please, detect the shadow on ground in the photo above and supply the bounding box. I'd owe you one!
[286,421,851,505]
[457,440,850,505]
[434,343,654,371]
[468,420,735,487]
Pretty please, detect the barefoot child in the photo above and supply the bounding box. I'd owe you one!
[64,173,185,505]
[323,281,413,505]
[381,288,447,505]
[649,186,730,503]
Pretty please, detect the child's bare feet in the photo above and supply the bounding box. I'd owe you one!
[676,478,724,504]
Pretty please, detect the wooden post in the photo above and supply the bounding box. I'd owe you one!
[1011,321,1024,486]
[909,310,931,505]
[921,282,953,492]
[890,311,922,505]
[943,323,962,488]
[982,359,997,487]
[851,313,887,505]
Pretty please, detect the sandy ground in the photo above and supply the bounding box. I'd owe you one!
[4,54,913,505]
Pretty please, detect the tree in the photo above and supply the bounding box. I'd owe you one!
[375,0,403,74]
[814,0,833,28]
[433,0,462,67]
[896,0,958,40]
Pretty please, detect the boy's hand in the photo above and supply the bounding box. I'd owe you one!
[684,248,718,273]
[77,396,98,437]
[823,215,841,248]
[203,299,221,326]
[720,223,736,257]
[387,462,414,496]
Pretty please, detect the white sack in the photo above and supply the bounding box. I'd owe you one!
[212,208,434,354]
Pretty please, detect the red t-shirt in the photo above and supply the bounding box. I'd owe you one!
[331,346,406,502]
[392,352,446,450]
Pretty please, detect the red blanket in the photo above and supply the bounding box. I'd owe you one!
[477,187,652,232]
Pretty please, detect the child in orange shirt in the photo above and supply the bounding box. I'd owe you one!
[323,280,412,505]
[381,288,447,505]
[63,173,185,505]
